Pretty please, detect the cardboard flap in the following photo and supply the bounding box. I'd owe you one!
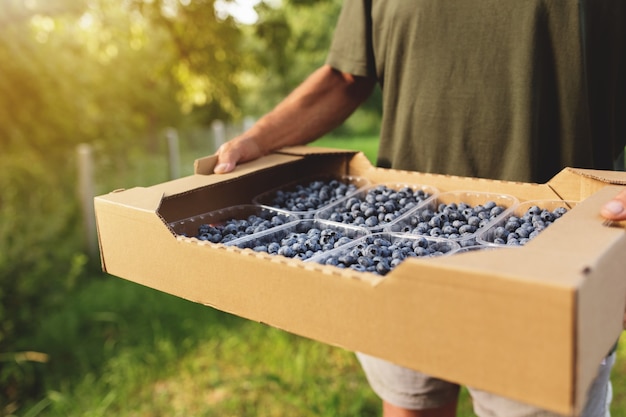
[548,168,626,201]
[568,168,626,185]
[194,154,218,175]
[277,145,360,157]
[194,147,359,175]
[95,187,164,212]
[194,152,304,176]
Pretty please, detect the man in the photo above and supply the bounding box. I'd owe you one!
[213,1,625,415]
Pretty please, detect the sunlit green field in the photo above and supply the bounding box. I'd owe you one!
[19,276,626,417]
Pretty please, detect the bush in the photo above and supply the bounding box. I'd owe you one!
[0,150,89,412]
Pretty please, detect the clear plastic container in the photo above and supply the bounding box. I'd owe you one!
[448,244,503,255]
[476,199,577,247]
[252,174,371,218]
[168,204,299,243]
[386,191,519,247]
[308,232,459,276]
[314,182,439,232]
[227,219,370,261]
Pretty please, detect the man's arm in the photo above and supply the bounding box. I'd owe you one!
[213,64,377,174]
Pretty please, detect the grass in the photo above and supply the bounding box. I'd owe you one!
[13,135,626,416]
[17,275,626,417]
[19,278,381,417]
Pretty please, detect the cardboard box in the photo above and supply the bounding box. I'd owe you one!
[94,147,626,415]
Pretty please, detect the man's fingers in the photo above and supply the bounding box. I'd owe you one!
[600,189,626,221]
[213,142,241,174]
[214,161,236,174]
[213,136,265,174]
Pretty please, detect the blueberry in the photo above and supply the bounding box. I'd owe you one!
[459,224,476,235]
[267,242,281,254]
[376,260,392,275]
[365,216,379,227]
[493,226,508,239]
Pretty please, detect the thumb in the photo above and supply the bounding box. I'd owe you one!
[213,143,241,174]
[214,160,236,174]
[600,189,626,221]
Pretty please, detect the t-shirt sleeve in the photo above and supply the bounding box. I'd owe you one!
[325,0,376,77]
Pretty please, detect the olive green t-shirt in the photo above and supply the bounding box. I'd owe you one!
[326,0,625,183]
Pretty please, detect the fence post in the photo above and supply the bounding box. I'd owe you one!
[243,116,255,133]
[76,143,98,260]
[211,119,226,152]
[165,128,180,180]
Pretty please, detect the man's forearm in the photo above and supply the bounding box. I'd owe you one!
[213,65,376,174]
[246,64,376,155]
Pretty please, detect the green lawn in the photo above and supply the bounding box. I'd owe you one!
[18,276,626,417]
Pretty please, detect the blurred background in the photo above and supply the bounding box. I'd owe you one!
[0,1,623,416]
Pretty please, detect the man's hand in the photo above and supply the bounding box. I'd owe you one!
[213,136,264,174]
[600,188,626,221]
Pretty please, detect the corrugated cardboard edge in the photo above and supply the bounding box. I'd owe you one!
[548,167,626,200]
[193,146,357,175]
[568,167,626,185]
[277,145,358,156]
[194,154,218,175]
[548,168,626,228]
[94,187,168,273]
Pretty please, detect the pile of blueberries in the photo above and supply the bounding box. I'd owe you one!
[233,221,362,260]
[195,212,294,244]
[316,234,455,276]
[393,199,508,246]
[258,178,362,213]
[321,185,433,229]
[483,205,569,246]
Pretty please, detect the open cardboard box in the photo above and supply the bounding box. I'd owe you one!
[94,147,626,415]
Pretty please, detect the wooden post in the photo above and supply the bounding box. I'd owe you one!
[243,116,255,133]
[165,128,180,180]
[76,143,98,260]
[211,119,226,152]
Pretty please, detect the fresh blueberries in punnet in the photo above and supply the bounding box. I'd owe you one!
[195,211,293,244]
[322,184,433,229]
[395,198,509,246]
[487,205,569,246]
[259,178,362,213]
[233,222,363,261]
[315,234,455,276]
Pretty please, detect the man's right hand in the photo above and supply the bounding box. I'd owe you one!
[213,135,264,174]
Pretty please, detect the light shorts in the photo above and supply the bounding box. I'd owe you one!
[356,349,616,417]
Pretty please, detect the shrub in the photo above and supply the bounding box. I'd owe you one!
[0,150,89,411]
